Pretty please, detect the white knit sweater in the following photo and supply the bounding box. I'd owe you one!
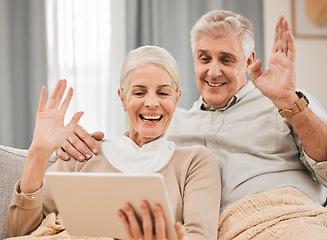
[101,134,175,173]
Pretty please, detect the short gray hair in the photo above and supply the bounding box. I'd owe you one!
[190,10,255,58]
[120,45,180,93]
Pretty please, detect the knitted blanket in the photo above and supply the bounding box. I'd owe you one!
[5,213,114,240]
[6,187,327,240]
[218,187,327,240]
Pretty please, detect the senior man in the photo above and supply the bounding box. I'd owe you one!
[56,10,327,239]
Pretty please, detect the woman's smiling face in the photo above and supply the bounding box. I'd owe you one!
[119,64,181,147]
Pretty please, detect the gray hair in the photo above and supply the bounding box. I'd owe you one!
[120,45,180,93]
[190,10,255,58]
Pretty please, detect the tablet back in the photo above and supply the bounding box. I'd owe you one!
[45,172,177,239]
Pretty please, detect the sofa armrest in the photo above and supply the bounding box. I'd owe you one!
[0,145,56,239]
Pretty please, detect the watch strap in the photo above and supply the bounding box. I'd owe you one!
[278,93,309,118]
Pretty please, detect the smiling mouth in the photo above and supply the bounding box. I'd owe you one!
[140,114,163,123]
[206,81,226,87]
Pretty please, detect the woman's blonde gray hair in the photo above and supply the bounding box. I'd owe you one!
[120,45,180,93]
[190,10,255,58]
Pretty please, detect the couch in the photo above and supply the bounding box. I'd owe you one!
[0,145,56,240]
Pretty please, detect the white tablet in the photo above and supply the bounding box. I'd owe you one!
[45,172,178,239]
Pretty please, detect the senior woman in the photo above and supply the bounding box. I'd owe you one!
[7,46,220,240]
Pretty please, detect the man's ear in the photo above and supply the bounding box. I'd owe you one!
[246,51,256,75]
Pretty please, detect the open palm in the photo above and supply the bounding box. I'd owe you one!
[32,79,83,153]
[251,16,296,105]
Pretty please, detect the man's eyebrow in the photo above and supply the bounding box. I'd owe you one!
[221,52,237,61]
[221,52,236,58]
[197,49,209,55]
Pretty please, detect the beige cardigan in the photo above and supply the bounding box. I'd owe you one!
[7,141,221,240]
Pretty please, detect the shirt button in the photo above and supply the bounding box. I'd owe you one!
[217,110,223,114]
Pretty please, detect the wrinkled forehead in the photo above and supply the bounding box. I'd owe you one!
[196,30,241,44]
[125,64,175,91]
[195,33,243,55]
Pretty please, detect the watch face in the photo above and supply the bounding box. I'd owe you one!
[296,91,309,104]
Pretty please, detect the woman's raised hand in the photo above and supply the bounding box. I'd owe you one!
[118,201,185,240]
[32,79,84,152]
[20,79,83,193]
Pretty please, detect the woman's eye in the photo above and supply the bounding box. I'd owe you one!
[134,92,145,96]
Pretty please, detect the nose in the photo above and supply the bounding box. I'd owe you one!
[207,61,222,78]
[145,94,159,108]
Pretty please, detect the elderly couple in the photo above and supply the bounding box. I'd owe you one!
[7,9,327,240]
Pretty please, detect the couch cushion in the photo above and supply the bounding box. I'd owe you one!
[0,145,56,239]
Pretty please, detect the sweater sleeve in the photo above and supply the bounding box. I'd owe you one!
[182,146,221,240]
[6,156,80,237]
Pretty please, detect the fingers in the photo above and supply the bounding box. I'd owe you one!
[118,202,171,240]
[60,139,86,161]
[75,126,101,155]
[282,19,288,53]
[47,79,67,109]
[117,210,134,240]
[272,15,295,57]
[121,203,143,239]
[62,132,89,161]
[273,15,285,53]
[59,87,73,114]
[140,201,154,239]
[174,222,186,240]
[286,27,296,61]
[55,147,70,161]
[42,79,75,115]
[57,125,100,161]
[37,86,47,113]
[153,204,166,239]
[272,15,283,53]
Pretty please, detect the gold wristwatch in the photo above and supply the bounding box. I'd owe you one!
[278,91,309,118]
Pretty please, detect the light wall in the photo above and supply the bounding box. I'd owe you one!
[263,0,327,111]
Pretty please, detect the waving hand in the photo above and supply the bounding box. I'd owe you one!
[32,79,84,152]
[20,79,83,193]
[250,15,298,109]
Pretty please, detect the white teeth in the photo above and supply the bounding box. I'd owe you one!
[208,82,223,87]
[142,115,161,120]
[140,115,162,123]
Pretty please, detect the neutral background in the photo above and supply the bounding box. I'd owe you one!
[1,0,326,149]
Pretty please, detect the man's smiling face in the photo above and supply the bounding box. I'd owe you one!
[193,33,253,109]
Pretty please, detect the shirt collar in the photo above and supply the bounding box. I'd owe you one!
[199,81,255,111]
[121,132,170,153]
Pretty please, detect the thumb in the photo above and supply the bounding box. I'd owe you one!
[174,222,186,240]
[250,59,262,83]
[91,131,105,141]
[69,111,84,125]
